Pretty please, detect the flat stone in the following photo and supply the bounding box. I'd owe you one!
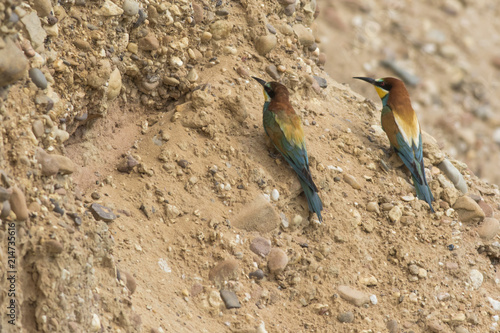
[313,76,327,88]
[478,200,493,217]
[266,24,276,34]
[1,200,11,219]
[208,259,239,287]
[427,320,445,332]
[90,203,117,222]
[220,290,241,309]
[293,24,315,46]
[0,38,29,87]
[21,12,47,49]
[453,196,485,223]
[337,311,354,323]
[337,285,370,307]
[267,248,288,274]
[250,237,271,257]
[437,159,467,194]
[265,65,280,80]
[343,174,361,189]
[389,206,402,223]
[477,217,500,240]
[138,33,160,51]
[45,240,64,254]
[232,195,280,233]
[192,3,203,23]
[255,35,277,56]
[33,0,53,17]
[9,186,29,221]
[96,0,124,16]
[366,202,380,214]
[73,39,92,50]
[29,68,48,89]
[36,148,76,176]
[32,120,44,138]
[387,319,398,333]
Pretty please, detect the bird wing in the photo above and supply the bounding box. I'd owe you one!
[381,106,426,185]
[264,109,318,192]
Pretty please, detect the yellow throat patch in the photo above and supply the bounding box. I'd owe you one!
[374,85,389,100]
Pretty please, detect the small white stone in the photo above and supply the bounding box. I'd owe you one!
[263,194,270,202]
[170,56,183,67]
[370,294,378,305]
[470,269,483,289]
[224,183,231,191]
[271,189,279,201]
[91,314,101,332]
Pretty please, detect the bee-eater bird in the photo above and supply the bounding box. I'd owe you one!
[353,76,435,212]
[252,77,323,222]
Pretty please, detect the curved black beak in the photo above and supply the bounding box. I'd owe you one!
[353,77,376,85]
[252,76,267,87]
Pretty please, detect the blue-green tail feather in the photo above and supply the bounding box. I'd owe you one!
[299,178,323,222]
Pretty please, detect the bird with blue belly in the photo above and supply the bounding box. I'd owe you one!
[353,76,435,212]
[253,77,324,222]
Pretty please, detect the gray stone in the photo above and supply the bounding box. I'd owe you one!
[469,269,483,289]
[220,290,241,309]
[0,38,29,87]
[337,311,354,323]
[266,24,276,34]
[36,148,76,176]
[208,259,239,287]
[90,203,117,222]
[389,206,402,223]
[387,319,398,333]
[313,76,327,88]
[265,65,280,80]
[32,120,44,137]
[249,269,264,280]
[21,12,47,49]
[338,285,370,307]
[438,159,467,194]
[29,68,48,89]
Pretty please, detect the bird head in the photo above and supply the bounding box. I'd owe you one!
[252,77,275,102]
[353,77,394,104]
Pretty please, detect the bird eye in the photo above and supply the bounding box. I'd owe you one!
[379,82,385,87]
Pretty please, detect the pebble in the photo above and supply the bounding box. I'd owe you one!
[0,39,29,88]
[215,9,229,16]
[107,68,122,100]
[366,202,380,214]
[265,65,280,80]
[210,20,232,40]
[45,240,64,255]
[9,186,29,221]
[469,269,483,289]
[90,203,117,222]
[360,276,377,286]
[478,200,493,217]
[91,314,101,332]
[318,53,326,66]
[387,320,398,333]
[267,248,288,274]
[343,174,361,189]
[138,33,160,51]
[186,69,199,83]
[73,39,91,50]
[235,66,249,78]
[192,3,203,23]
[170,56,183,67]
[29,68,48,89]
[233,195,280,233]
[33,0,53,17]
[250,237,271,257]
[453,196,485,223]
[32,120,44,138]
[455,327,469,333]
[96,0,124,16]
[337,311,354,323]
[201,31,212,42]
[278,24,294,36]
[255,35,277,56]
[337,285,370,307]
[284,4,296,16]
[293,24,315,46]
[437,159,467,194]
[488,297,500,311]
[123,0,139,16]
[370,294,378,305]
[163,76,180,86]
[208,290,222,308]
[220,290,241,309]
[271,189,279,201]
[0,187,11,202]
[208,259,239,285]
[266,24,276,34]
[388,206,402,223]
[313,76,327,88]
[117,155,138,173]
[21,12,47,49]
[427,320,445,332]
[478,217,500,240]
[249,269,264,280]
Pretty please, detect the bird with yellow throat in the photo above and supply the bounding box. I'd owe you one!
[253,77,323,222]
[353,76,435,212]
